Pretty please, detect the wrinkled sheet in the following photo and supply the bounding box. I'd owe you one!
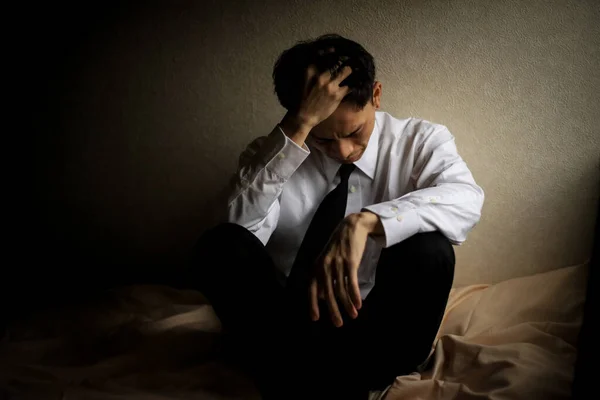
[0,263,587,399]
[386,263,587,400]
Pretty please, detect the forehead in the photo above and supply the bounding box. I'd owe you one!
[311,103,367,139]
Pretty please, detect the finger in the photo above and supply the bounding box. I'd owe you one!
[332,65,352,86]
[348,267,362,311]
[318,286,325,300]
[324,271,343,327]
[335,259,357,319]
[335,84,351,99]
[328,56,345,77]
[309,279,320,321]
[304,64,319,92]
[338,228,360,313]
[305,64,318,81]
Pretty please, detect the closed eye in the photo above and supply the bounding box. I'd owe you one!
[312,126,362,143]
[345,126,362,138]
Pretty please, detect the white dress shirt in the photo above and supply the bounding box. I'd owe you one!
[227,111,484,298]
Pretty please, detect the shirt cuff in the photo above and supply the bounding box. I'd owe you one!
[362,203,421,248]
[261,125,310,180]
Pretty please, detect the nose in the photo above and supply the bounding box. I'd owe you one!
[332,139,354,160]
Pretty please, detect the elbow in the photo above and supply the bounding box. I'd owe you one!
[449,210,481,246]
[426,181,484,246]
[226,202,243,226]
[447,192,484,246]
[463,185,485,234]
[473,184,485,224]
[226,202,278,246]
[457,194,484,244]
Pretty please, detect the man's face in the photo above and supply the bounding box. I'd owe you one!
[308,82,382,163]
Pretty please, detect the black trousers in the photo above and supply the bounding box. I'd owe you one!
[188,223,454,398]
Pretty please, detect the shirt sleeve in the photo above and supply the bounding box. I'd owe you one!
[363,125,484,247]
[227,125,310,245]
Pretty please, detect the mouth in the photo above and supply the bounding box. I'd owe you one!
[345,152,363,163]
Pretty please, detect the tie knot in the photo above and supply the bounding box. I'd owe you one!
[338,163,356,182]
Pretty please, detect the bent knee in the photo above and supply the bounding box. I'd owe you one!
[202,222,251,241]
[195,222,257,249]
[382,232,455,276]
[406,232,455,262]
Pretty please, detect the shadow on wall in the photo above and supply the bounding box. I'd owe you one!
[10,1,239,318]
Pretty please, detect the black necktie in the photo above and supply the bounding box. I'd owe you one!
[288,163,356,289]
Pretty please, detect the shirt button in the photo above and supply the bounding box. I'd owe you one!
[396,215,403,222]
[278,153,286,159]
[349,186,357,193]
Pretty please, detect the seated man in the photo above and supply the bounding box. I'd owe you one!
[190,34,484,399]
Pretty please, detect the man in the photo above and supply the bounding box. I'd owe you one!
[191,34,484,399]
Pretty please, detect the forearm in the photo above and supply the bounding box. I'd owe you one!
[227,125,310,244]
[345,211,385,238]
[363,126,484,248]
[363,182,484,247]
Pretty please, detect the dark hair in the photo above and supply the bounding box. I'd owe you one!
[272,33,376,112]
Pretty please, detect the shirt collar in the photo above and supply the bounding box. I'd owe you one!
[320,113,381,183]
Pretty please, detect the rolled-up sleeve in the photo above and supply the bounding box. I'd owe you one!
[363,126,484,247]
[227,125,310,245]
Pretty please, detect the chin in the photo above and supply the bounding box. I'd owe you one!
[330,151,363,163]
[346,153,363,163]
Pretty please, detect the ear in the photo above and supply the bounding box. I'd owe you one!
[372,81,382,109]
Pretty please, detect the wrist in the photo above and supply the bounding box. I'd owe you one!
[280,112,314,137]
[347,212,383,236]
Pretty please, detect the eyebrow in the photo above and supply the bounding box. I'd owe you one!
[313,125,363,141]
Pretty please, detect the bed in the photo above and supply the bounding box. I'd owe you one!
[0,259,589,400]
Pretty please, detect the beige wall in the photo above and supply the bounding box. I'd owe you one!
[47,0,599,286]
